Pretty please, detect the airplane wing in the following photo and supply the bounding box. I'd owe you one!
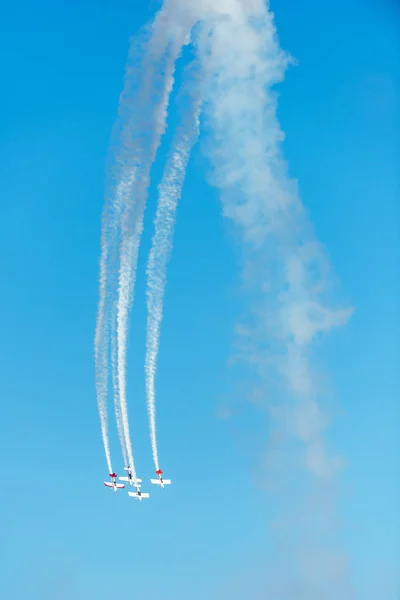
[150,479,172,485]
[128,492,150,499]
[104,482,125,488]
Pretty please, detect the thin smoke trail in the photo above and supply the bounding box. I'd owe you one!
[110,243,128,468]
[111,331,128,468]
[109,174,137,471]
[94,163,135,474]
[94,171,130,475]
[94,235,113,474]
[145,93,202,470]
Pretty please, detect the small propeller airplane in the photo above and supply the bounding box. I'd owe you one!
[150,469,171,488]
[104,473,125,492]
[118,466,142,488]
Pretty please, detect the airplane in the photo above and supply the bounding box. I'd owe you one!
[118,466,142,488]
[128,490,150,502]
[104,473,125,492]
[150,469,171,488]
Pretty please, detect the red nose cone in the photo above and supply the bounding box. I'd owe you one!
[156,469,163,475]
[109,473,117,478]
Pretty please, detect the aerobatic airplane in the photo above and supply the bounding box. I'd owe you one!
[104,473,125,492]
[150,469,171,488]
[119,466,142,488]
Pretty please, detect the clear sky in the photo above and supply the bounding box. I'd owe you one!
[0,1,398,598]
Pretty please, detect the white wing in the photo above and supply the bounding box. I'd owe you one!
[128,492,150,499]
[150,479,171,485]
[104,482,124,489]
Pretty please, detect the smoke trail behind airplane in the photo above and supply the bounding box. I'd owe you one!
[145,78,202,471]
[94,239,113,474]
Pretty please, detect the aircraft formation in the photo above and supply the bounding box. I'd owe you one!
[104,466,171,502]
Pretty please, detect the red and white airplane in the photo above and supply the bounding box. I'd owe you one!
[150,469,171,488]
[104,473,125,492]
[118,466,142,488]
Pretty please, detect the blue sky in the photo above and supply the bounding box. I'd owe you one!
[0,1,398,598]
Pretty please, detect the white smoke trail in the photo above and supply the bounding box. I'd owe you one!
[109,178,136,470]
[145,86,202,471]
[112,17,198,476]
[94,178,133,474]
[94,232,113,474]
[94,158,135,475]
